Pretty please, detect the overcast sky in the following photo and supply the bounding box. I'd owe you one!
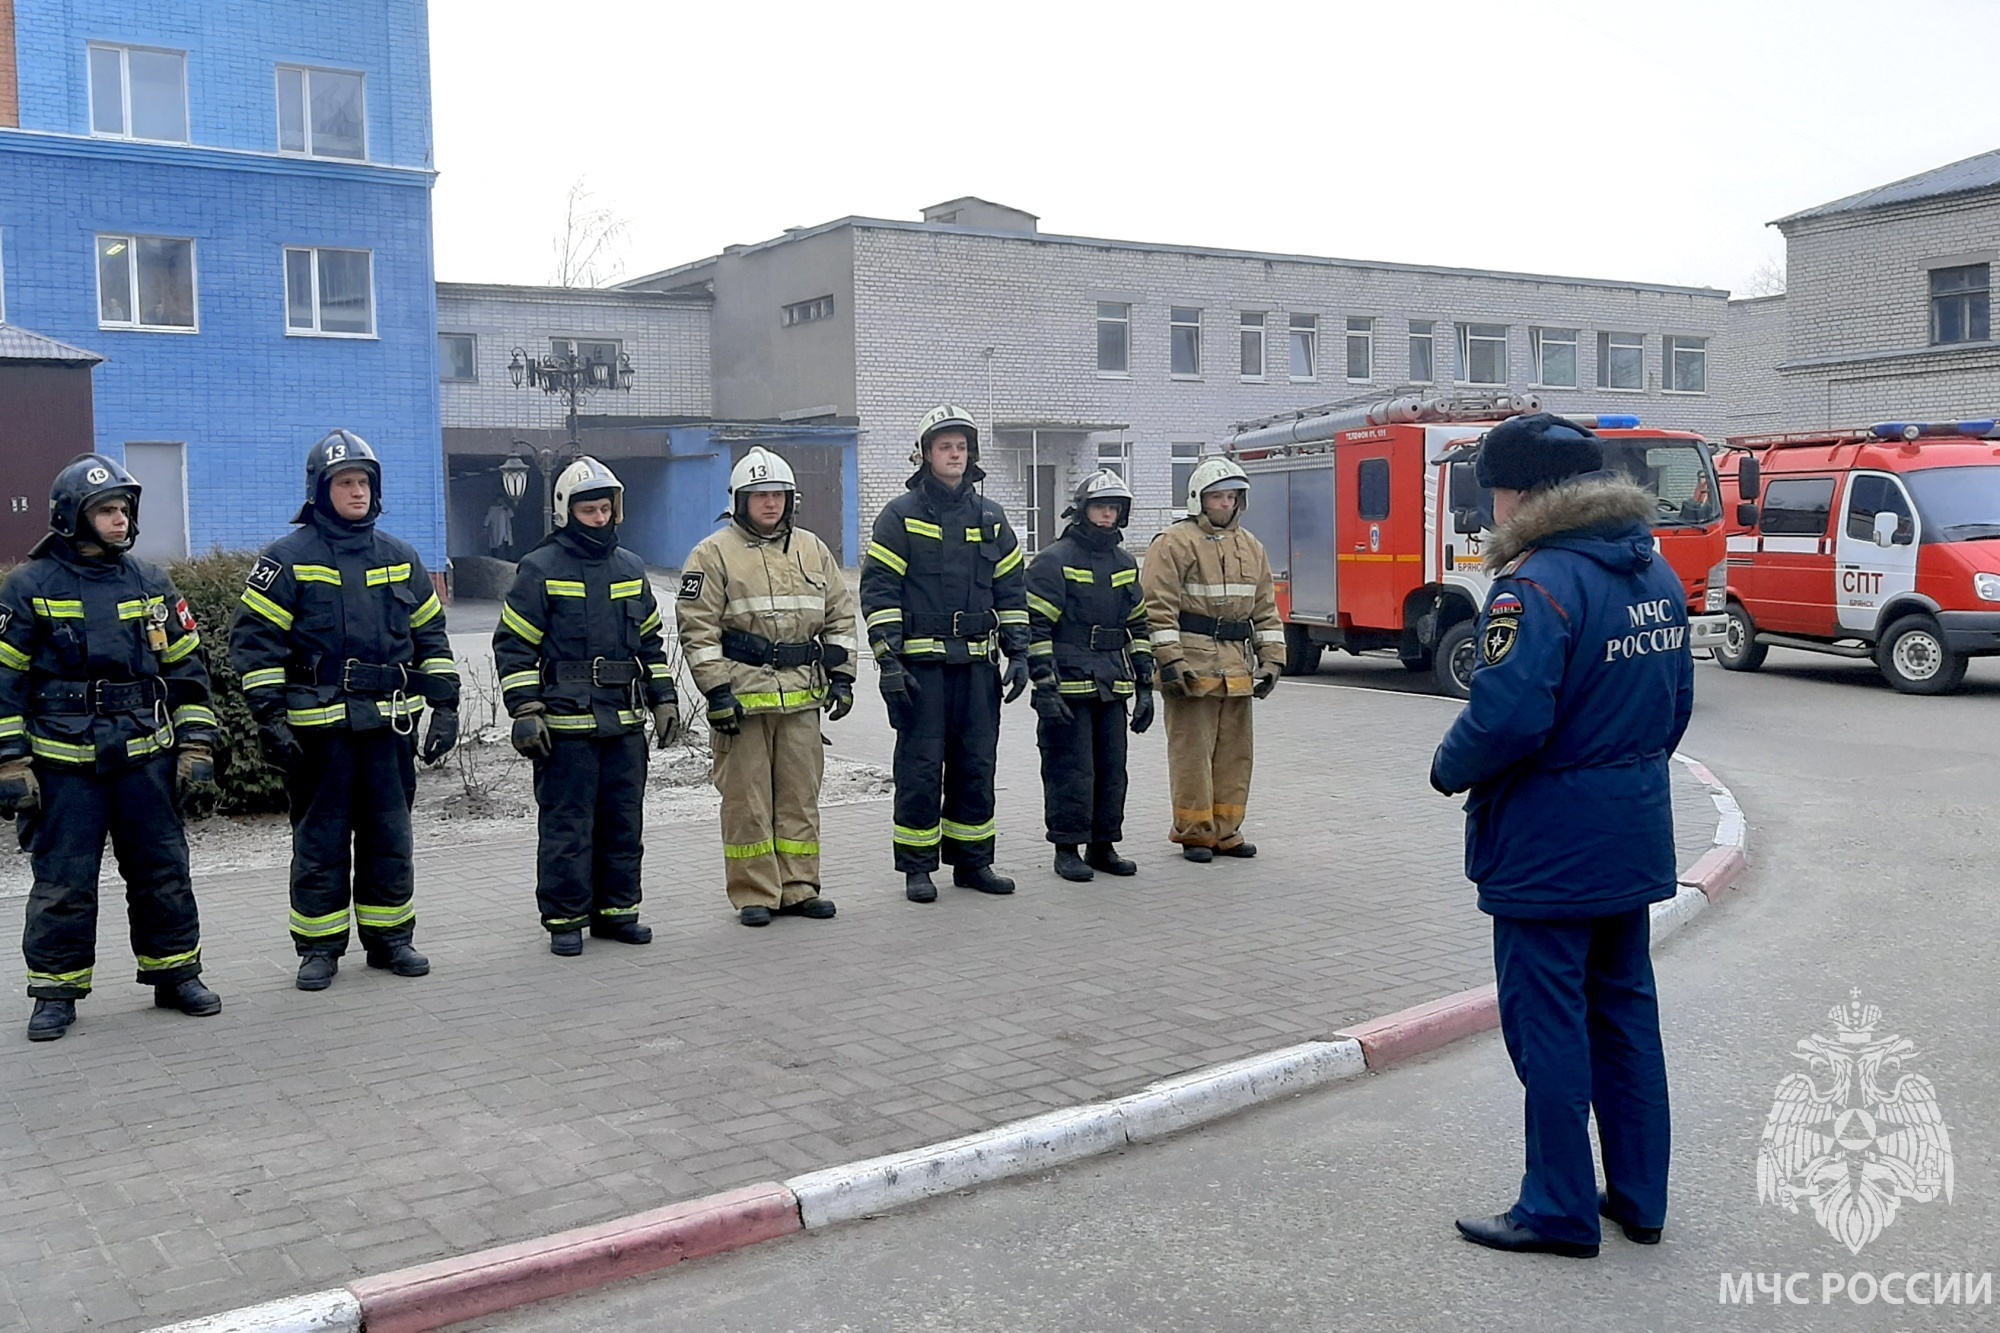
[429,0,1996,295]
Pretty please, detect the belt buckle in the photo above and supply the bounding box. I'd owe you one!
[89,679,107,713]
[590,656,609,687]
[340,658,361,692]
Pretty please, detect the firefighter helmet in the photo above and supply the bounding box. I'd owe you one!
[294,429,382,523]
[47,453,142,550]
[552,455,624,528]
[1185,456,1250,518]
[729,447,797,530]
[1065,468,1133,527]
[914,404,981,461]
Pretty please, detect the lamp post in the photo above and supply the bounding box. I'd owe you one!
[506,341,635,537]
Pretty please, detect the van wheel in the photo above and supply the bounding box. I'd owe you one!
[1434,621,1475,700]
[1282,624,1323,675]
[1714,603,1767,672]
[1876,615,1968,695]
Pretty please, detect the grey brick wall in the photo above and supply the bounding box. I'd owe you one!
[1721,296,1787,433]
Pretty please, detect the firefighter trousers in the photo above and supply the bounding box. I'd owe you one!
[1492,908,1671,1246]
[21,756,201,999]
[1162,693,1254,849]
[1037,697,1128,845]
[891,660,1000,872]
[712,709,823,910]
[287,727,418,956]
[533,731,647,931]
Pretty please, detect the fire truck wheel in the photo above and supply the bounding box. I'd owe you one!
[1876,615,1968,695]
[1715,602,1768,672]
[1282,625,1323,676]
[1434,620,1476,700]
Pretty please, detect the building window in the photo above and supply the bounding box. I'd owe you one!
[1172,442,1204,500]
[1357,457,1391,520]
[89,45,188,143]
[1170,307,1202,377]
[1240,312,1265,380]
[1346,317,1374,382]
[1597,332,1644,390]
[284,247,374,337]
[1664,335,1707,393]
[1289,314,1316,381]
[1096,438,1129,480]
[1531,327,1578,388]
[1096,301,1130,374]
[1408,320,1434,383]
[1455,322,1507,385]
[97,235,196,331]
[276,66,367,160]
[1930,264,1990,345]
[781,295,834,327]
[439,333,477,382]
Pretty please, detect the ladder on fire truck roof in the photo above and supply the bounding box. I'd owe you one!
[1227,388,1549,454]
[1726,418,2000,451]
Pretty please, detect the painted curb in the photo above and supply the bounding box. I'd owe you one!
[1336,984,1498,1069]
[345,1182,799,1333]
[141,1291,361,1333]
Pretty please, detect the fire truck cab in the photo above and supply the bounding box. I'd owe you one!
[1231,393,1729,698]
[1715,420,2000,694]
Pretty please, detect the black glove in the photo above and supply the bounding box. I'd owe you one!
[1157,661,1188,698]
[824,678,855,722]
[1002,654,1030,703]
[651,701,683,749]
[1130,688,1155,734]
[706,686,745,736]
[1253,666,1279,700]
[419,706,458,765]
[1030,685,1073,725]
[511,709,553,761]
[175,744,217,808]
[0,757,40,818]
[258,717,304,770]
[879,662,920,731]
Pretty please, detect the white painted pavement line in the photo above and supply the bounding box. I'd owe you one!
[141,1290,362,1333]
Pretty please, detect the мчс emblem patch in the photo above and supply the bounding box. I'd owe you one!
[1481,616,1519,666]
[677,571,706,601]
[247,556,282,591]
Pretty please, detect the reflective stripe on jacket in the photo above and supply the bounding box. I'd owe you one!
[675,521,856,713]
[1140,514,1284,696]
[1024,523,1152,699]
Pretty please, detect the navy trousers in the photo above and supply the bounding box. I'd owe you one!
[890,661,1000,872]
[532,731,647,932]
[1491,907,1670,1245]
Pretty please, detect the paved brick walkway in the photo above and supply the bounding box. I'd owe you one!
[0,659,1717,1332]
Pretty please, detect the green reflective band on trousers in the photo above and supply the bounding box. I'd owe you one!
[355,902,415,930]
[942,817,996,842]
[774,838,819,856]
[135,945,201,972]
[596,905,640,918]
[544,914,591,929]
[724,838,776,859]
[737,687,827,711]
[27,966,92,991]
[289,907,351,938]
[894,822,943,847]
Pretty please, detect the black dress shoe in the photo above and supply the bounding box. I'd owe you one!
[366,942,431,976]
[1182,846,1214,863]
[905,872,937,903]
[27,999,75,1042]
[589,920,654,944]
[1599,1192,1662,1244]
[953,864,1015,895]
[738,906,773,927]
[549,930,584,956]
[1086,842,1137,876]
[296,952,339,991]
[1215,841,1258,858]
[154,978,222,1016]
[1454,1213,1598,1258]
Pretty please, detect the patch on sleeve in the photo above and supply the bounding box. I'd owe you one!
[1480,616,1520,666]
[247,556,282,591]
[0,608,12,637]
[1487,591,1524,617]
[676,571,706,601]
[174,597,197,632]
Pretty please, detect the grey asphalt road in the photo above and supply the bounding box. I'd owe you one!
[470,647,2000,1333]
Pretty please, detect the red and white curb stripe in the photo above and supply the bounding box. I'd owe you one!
[147,752,1748,1333]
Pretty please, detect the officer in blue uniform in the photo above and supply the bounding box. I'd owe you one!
[1430,413,1693,1258]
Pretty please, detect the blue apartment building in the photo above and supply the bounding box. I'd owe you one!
[0,0,443,566]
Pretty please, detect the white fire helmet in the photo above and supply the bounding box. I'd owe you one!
[552,455,623,527]
[914,404,981,460]
[730,446,797,528]
[1066,468,1133,527]
[1185,456,1250,518]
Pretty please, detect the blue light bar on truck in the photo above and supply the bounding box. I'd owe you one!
[1567,414,1641,430]
[1869,420,2000,442]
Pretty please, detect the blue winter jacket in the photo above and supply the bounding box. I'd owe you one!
[1430,480,1694,919]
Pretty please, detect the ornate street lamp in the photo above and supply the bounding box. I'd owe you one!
[507,341,636,449]
[499,454,530,503]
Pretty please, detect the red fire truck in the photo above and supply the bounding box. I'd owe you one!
[1714,420,2000,694]
[1229,393,1729,698]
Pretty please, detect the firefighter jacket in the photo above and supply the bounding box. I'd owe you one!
[1429,481,1694,921]
[861,472,1029,666]
[676,519,857,713]
[232,514,458,734]
[0,539,217,769]
[1024,521,1153,700]
[494,524,674,737]
[1141,512,1284,695]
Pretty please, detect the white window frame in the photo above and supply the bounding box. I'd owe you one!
[1095,438,1130,481]
[781,295,834,327]
[1346,316,1374,383]
[87,43,189,143]
[283,246,376,339]
[1170,306,1203,379]
[1096,301,1131,377]
[1171,441,1205,502]
[1239,311,1266,382]
[1408,320,1435,383]
[275,64,369,161]
[1455,322,1508,386]
[1663,334,1708,394]
[1597,331,1645,392]
[1531,327,1579,389]
[439,332,477,382]
[96,233,199,333]
[1288,314,1317,382]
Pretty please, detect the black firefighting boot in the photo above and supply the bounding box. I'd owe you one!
[550,931,584,957]
[738,906,773,927]
[904,872,937,903]
[777,897,837,919]
[296,952,339,991]
[154,978,222,1016]
[1216,842,1258,859]
[27,999,75,1042]
[1086,842,1137,876]
[1182,846,1215,863]
[1053,846,1095,882]
[589,920,654,944]
[366,942,431,976]
[953,864,1016,895]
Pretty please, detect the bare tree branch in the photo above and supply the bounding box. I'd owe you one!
[550,178,628,288]
[1739,256,1787,298]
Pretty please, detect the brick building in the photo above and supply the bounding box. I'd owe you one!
[0,0,444,564]
[622,197,1732,549]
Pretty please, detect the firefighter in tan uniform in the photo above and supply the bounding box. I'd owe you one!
[1140,458,1284,861]
[677,448,858,926]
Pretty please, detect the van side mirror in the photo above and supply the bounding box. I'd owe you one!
[1737,456,1761,502]
[1736,502,1761,527]
[1873,511,1898,548]
[1448,460,1484,510]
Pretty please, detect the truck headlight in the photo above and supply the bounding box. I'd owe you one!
[1704,560,1728,612]
[1975,572,2000,603]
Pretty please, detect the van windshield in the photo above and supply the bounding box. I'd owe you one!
[1903,466,2000,542]
[1598,440,1721,528]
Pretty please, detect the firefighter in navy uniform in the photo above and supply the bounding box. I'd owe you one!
[1023,470,1154,882]
[1430,413,1693,1258]
[0,454,221,1041]
[860,405,1031,902]
[492,457,678,955]
[231,431,459,992]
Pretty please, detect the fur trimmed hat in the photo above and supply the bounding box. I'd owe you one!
[1474,413,1602,491]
